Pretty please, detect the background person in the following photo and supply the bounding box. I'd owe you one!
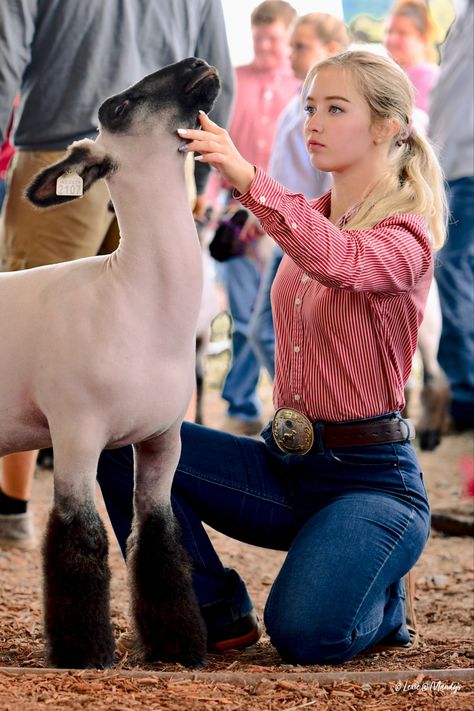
[97,50,446,664]
[248,12,349,378]
[216,0,300,436]
[384,0,439,114]
[0,100,17,213]
[429,0,474,431]
[0,0,234,550]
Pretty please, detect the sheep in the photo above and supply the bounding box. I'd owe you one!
[406,279,451,450]
[0,57,220,669]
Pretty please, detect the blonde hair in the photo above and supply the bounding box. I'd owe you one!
[295,13,349,51]
[303,50,447,250]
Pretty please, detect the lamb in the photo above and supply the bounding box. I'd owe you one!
[0,57,220,669]
[407,279,451,450]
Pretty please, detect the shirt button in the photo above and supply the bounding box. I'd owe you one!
[259,195,266,204]
[301,274,309,282]
[291,222,297,229]
[295,297,301,305]
[294,345,300,353]
[294,394,301,402]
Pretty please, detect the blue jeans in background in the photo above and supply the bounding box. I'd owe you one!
[248,245,283,379]
[436,176,474,427]
[97,414,430,664]
[0,178,6,212]
[219,255,262,423]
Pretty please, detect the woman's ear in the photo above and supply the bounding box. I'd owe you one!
[372,117,401,145]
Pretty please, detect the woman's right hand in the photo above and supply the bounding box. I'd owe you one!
[178,112,256,195]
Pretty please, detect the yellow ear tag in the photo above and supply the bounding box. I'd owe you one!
[56,171,83,196]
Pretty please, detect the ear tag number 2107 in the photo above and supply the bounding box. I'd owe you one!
[56,171,83,197]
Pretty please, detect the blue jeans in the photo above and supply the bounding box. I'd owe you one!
[436,176,474,425]
[220,255,262,422]
[97,413,430,664]
[248,245,283,379]
[0,178,6,212]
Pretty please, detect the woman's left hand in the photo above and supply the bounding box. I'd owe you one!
[177,112,255,195]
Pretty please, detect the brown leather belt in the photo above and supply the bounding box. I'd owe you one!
[272,407,415,455]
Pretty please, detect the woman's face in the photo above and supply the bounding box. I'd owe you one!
[252,20,290,72]
[303,67,376,175]
[385,15,427,67]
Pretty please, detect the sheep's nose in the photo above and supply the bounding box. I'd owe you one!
[188,58,208,70]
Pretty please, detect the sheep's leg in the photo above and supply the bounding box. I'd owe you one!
[195,334,206,425]
[43,433,114,668]
[417,279,451,450]
[128,425,207,667]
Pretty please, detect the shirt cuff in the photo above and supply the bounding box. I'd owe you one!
[233,167,287,219]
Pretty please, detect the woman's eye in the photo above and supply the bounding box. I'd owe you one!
[304,105,315,115]
[329,105,342,114]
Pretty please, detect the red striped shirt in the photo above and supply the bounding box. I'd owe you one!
[238,168,433,423]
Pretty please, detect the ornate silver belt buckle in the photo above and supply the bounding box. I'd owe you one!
[272,407,314,455]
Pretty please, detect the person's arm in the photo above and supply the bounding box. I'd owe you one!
[236,168,432,294]
[0,0,37,142]
[193,0,235,197]
[180,113,432,293]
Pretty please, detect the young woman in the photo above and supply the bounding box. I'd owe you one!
[98,51,446,664]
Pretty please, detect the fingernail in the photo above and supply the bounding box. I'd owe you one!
[177,144,188,153]
[198,110,206,116]
[177,128,188,135]
[195,155,203,161]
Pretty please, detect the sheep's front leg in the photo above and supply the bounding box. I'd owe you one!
[43,436,114,668]
[128,426,207,667]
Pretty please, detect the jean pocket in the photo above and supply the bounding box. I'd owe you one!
[327,443,398,468]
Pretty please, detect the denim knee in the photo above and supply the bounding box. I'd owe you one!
[264,580,386,665]
[264,609,359,665]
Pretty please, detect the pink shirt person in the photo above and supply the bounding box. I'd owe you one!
[229,63,299,171]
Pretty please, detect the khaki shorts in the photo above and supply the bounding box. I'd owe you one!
[0,150,119,270]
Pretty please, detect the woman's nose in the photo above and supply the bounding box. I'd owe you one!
[307,115,323,132]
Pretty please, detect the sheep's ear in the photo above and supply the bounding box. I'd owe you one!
[26,139,117,208]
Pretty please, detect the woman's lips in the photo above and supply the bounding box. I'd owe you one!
[308,140,325,151]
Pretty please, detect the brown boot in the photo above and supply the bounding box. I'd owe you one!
[371,571,418,652]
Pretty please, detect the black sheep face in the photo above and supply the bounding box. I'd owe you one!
[98,58,221,135]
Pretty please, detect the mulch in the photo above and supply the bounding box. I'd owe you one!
[0,375,472,709]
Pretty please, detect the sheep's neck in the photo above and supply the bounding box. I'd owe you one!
[106,152,202,299]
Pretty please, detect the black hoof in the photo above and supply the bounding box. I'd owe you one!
[418,430,440,451]
[128,506,207,667]
[43,506,115,668]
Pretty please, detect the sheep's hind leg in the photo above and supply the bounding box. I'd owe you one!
[417,279,451,450]
[129,430,207,667]
[43,436,114,668]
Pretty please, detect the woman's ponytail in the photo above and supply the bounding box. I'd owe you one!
[304,51,447,249]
